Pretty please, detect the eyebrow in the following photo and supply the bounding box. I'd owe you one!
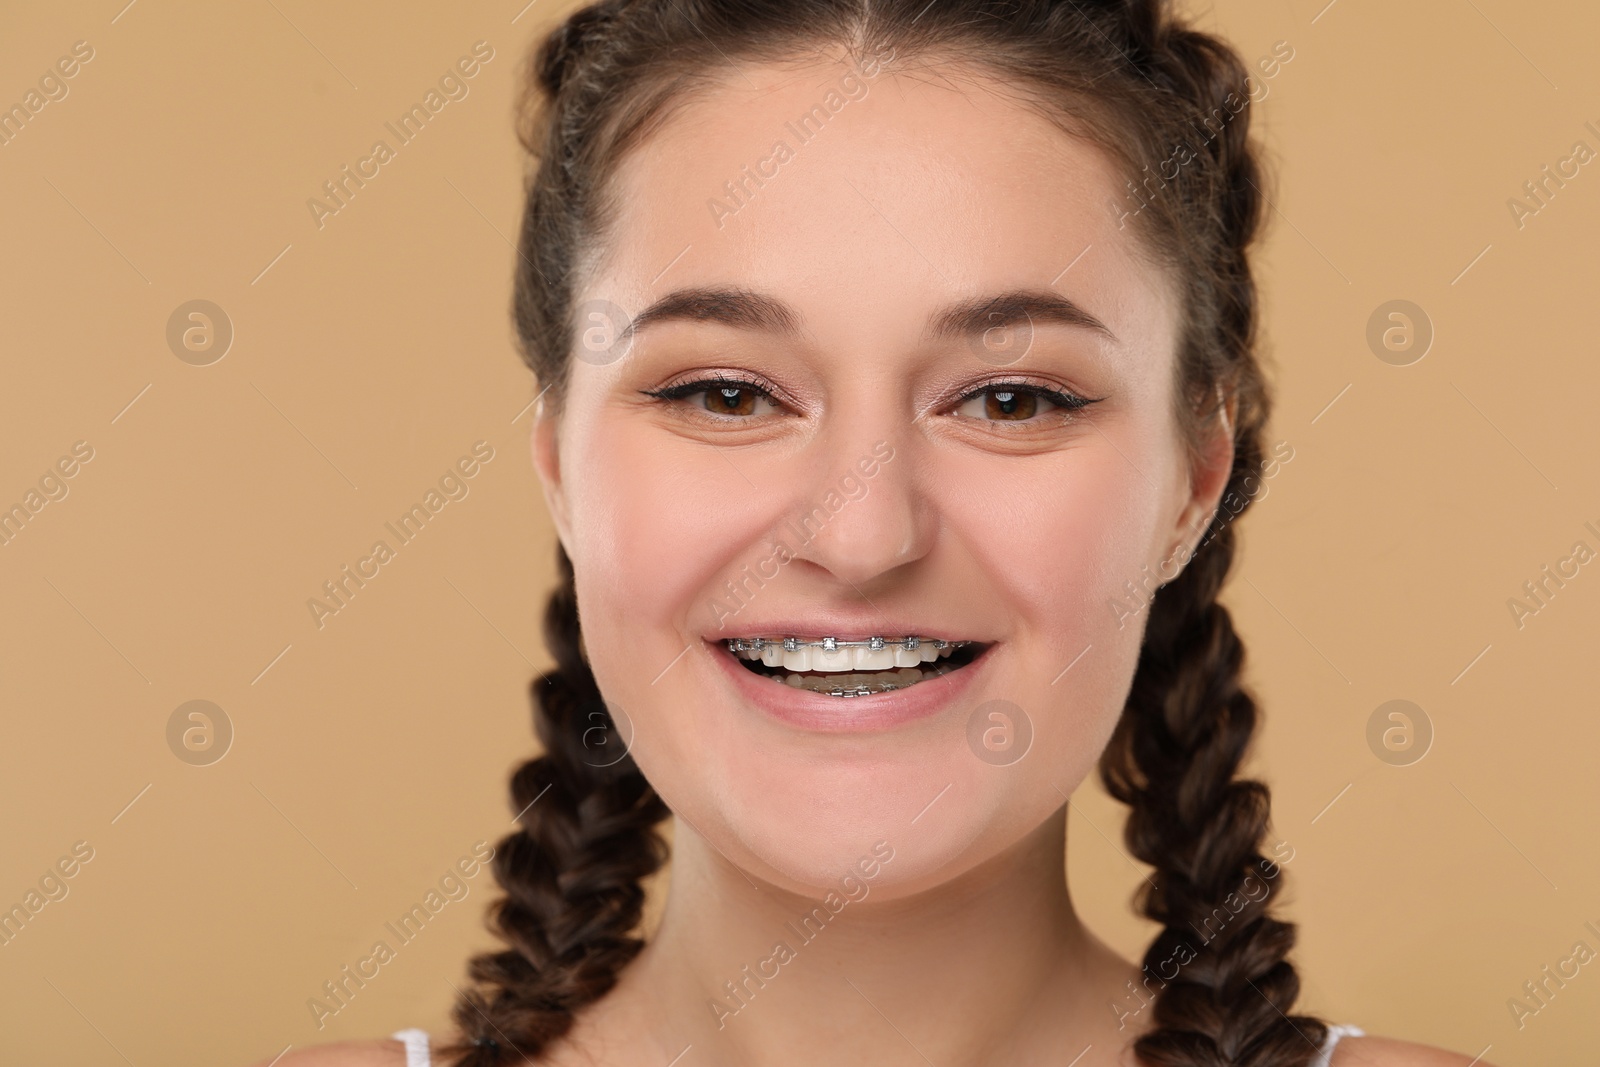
[619,285,1116,345]
[622,286,801,342]
[928,289,1116,343]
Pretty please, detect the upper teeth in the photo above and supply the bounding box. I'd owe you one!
[726,636,969,673]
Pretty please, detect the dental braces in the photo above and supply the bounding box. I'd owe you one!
[782,663,956,698]
[725,635,971,653]
[827,682,905,698]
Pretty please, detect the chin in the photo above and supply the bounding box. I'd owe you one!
[615,643,1103,903]
[739,791,1052,903]
[583,588,1138,901]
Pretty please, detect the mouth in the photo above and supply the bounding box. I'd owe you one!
[723,635,989,698]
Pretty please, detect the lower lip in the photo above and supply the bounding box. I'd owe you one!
[705,641,994,733]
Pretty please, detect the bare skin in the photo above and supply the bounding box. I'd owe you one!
[260,51,1493,1067]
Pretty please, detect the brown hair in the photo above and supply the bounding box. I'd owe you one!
[443,1,1327,1064]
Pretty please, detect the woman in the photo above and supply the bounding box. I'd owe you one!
[269,1,1490,1064]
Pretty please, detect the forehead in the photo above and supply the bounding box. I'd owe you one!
[588,54,1177,356]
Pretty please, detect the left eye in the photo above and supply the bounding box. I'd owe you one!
[648,377,785,418]
[953,385,1083,422]
[700,382,780,417]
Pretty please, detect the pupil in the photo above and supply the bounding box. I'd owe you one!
[710,386,752,415]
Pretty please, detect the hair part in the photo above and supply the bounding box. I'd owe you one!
[444,2,1323,1064]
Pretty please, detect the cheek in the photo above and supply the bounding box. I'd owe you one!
[941,425,1170,662]
[567,417,758,637]
[564,415,780,780]
[933,438,1169,798]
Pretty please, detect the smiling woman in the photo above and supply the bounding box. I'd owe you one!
[264,2,1487,1066]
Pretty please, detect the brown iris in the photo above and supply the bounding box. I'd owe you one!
[705,385,759,415]
[984,389,1037,420]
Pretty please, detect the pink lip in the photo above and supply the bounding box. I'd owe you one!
[704,638,995,733]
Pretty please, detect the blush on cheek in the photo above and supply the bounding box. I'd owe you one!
[566,417,789,793]
[571,427,722,627]
[950,439,1164,654]
[937,435,1164,782]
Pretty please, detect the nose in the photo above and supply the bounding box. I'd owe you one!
[776,434,935,589]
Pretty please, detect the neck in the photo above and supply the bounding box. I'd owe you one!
[579,807,1144,1066]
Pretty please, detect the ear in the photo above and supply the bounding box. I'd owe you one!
[530,394,574,553]
[1167,387,1237,567]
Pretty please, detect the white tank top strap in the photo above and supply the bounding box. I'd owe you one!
[1315,1023,1365,1066]
[389,1028,431,1067]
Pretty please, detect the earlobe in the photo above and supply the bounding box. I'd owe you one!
[1166,391,1238,579]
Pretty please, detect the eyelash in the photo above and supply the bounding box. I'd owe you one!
[645,373,777,409]
[953,381,1095,420]
[642,375,1098,423]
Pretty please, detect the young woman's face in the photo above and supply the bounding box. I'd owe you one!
[534,54,1231,898]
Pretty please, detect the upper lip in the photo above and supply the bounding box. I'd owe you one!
[706,614,989,644]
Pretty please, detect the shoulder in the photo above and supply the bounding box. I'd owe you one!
[1332,1034,1499,1066]
[245,1038,408,1067]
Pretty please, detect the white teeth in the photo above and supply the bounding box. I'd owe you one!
[858,646,896,670]
[742,644,912,670]
[815,645,852,671]
[729,636,967,672]
[725,635,977,696]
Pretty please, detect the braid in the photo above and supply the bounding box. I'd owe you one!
[439,545,669,1066]
[1100,530,1327,1065]
[1097,11,1323,1061]
[1087,6,1325,1060]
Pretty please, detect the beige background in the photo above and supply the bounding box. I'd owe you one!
[1,0,1597,1063]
